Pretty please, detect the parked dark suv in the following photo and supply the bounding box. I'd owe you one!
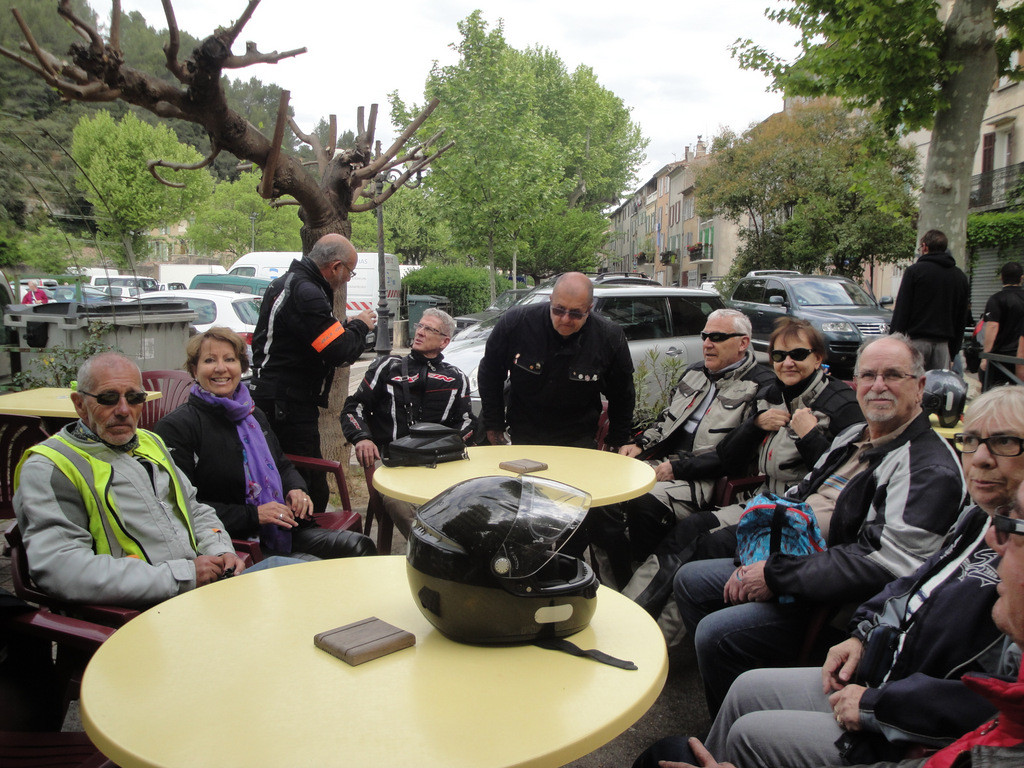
[728,274,892,376]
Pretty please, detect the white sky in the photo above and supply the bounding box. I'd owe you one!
[104,0,802,186]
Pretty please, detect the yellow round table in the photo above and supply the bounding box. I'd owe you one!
[81,556,668,768]
[373,444,657,505]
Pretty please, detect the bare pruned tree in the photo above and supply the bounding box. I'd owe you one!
[0,0,452,253]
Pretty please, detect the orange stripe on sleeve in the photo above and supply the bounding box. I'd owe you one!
[311,321,345,352]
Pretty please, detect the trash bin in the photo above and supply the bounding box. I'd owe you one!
[4,300,197,384]
[407,295,452,329]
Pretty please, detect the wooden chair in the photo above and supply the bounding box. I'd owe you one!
[362,463,395,554]
[0,415,50,522]
[138,369,193,429]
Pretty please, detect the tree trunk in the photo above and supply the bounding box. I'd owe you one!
[918,0,998,268]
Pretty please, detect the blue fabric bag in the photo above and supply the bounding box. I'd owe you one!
[736,492,826,603]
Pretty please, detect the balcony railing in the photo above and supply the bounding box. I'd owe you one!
[970,162,1024,211]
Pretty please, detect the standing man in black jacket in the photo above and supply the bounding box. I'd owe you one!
[981,261,1024,390]
[477,272,635,449]
[250,234,376,513]
[890,229,970,370]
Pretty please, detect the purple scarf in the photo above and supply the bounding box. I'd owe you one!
[190,382,291,553]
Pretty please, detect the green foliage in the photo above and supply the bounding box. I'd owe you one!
[12,322,113,390]
[732,0,1023,135]
[18,226,77,273]
[967,211,1024,253]
[189,172,302,258]
[696,102,918,280]
[71,111,213,264]
[631,349,687,433]
[401,264,509,315]
[390,12,646,282]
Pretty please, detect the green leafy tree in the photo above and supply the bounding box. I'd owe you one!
[189,172,302,258]
[695,101,918,280]
[734,0,1024,267]
[392,12,645,295]
[71,110,213,265]
[18,224,77,272]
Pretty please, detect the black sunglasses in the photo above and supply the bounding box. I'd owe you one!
[770,348,814,363]
[78,390,148,406]
[551,305,588,320]
[701,331,745,343]
[991,512,1024,546]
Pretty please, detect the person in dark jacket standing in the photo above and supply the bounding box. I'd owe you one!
[981,261,1024,390]
[890,229,970,370]
[249,234,375,514]
[478,272,635,449]
[340,308,473,537]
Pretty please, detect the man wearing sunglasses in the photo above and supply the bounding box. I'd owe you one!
[609,310,774,583]
[341,308,473,538]
[13,353,258,607]
[478,272,635,449]
[250,234,376,515]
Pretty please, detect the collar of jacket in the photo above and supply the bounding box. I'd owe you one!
[700,349,759,382]
[294,255,333,296]
[408,348,445,367]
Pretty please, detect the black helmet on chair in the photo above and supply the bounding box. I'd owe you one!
[922,369,968,428]
[406,475,597,645]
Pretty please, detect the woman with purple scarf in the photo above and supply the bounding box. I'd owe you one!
[155,327,376,560]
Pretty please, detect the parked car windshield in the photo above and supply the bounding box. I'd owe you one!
[232,297,262,324]
[790,279,876,307]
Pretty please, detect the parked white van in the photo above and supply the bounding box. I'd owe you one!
[227,250,401,321]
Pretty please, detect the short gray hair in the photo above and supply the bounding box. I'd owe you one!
[854,333,925,377]
[307,235,355,270]
[965,385,1024,434]
[421,307,456,338]
[707,308,751,336]
[77,352,139,393]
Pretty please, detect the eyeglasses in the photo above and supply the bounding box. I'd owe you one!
[856,370,917,386]
[550,305,588,321]
[336,262,355,278]
[77,390,148,406]
[701,331,745,343]
[954,433,1024,457]
[770,347,814,363]
[991,511,1024,546]
[414,322,448,338]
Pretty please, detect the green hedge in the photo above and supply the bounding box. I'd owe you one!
[401,266,514,316]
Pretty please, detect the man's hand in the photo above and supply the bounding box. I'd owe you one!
[351,308,376,330]
[722,562,773,604]
[822,637,864,693]
[756,409,790,432]
[654,461,676,482]
[790,407,819,438]
[619,443,642,458]
[195,553,248,587]
[657,737,738,768]
[828,684,866,731]
[354,439,380,469]
[486,429,508,446]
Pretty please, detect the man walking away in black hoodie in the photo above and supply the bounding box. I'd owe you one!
[890,229,970,371]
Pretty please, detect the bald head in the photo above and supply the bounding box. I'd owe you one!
[549,273,594,337]
[308,234,357,290]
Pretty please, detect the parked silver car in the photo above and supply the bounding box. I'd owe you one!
[443,284,725,412]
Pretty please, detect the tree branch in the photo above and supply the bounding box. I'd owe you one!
[147,147,221,187]
[222,0,260,48]
[289,116,327,176]
[222,42,306,68]
[57,0,104,50]
[11,9,58,79]
[349,141,454,212]
[353,98,440,180]
[160,0,186,81]
[110,0,122,52]
[259,89,291,199]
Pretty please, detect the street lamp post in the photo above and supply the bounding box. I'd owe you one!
[249,212,257,253]
[373,172,394,357]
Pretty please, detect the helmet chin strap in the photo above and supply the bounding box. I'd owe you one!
[533,628,638,670]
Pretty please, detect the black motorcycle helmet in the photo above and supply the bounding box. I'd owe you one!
[922,369,968,428]
[406,475,598,644]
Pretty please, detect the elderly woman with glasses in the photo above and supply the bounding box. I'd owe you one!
[634,385,1023,768]
[154,327,376,561]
